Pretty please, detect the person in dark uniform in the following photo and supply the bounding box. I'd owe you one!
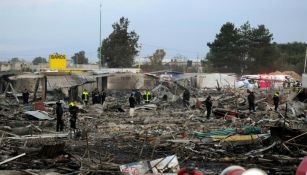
[205,95,213,119]
[135,89,142,105]
[182,89,190,108]
[55,100,64,132]
[92,88,99,104]
[129,93,136,117]
[248,91,256,112]
[22,89,30,104]
[68,101,79,130]
[100,89,107,105]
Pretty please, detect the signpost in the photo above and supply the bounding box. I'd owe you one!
[49,53,67,69]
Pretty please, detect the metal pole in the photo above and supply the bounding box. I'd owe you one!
[99,3,102,68]
[304,48,307,73]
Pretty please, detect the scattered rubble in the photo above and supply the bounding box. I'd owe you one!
[0,73,306,175]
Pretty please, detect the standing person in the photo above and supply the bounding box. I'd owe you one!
[82,89,89,106]
[68,101,78,131]
[205,95,213,119]
[273,91,280,111]
[129,93,136,117]
[182,89,190,108]
[143,89,152,104]
[135,89,142,105]
[100,89,107,105]
[92,88,99,104]
[22,89,30,104]
[91,89,96,104]
[248,91,256,112]
[55,100,64,132]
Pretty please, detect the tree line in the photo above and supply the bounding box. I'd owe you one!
[206,22,307,74]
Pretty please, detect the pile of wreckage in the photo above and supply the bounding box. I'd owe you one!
[0,71,307,175]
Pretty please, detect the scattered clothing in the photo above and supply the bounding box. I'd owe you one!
[177,163,203,175]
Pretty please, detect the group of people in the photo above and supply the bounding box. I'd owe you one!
[182,88,281,120]
[129,89,152,117]
[81,88,107,106]
[53,87,281,132]
[54,88,107,132]
[247,90,280,113]
[55,100,79,132]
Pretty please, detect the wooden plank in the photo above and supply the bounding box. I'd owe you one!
[0,153,26,165]
[32,78,40,101]
[9,82,19,103]
[41,76,47,101]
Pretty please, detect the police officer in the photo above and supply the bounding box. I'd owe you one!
[82,89,89,106]
[68,101,78,130]
[22,89,30,104]
[205,95,213,119]
[143,89,152,104]
[273,91,280,111]
[55,100,64,132]
[182,89,190,108]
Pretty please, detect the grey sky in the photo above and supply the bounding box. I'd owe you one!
[0,0,306,62]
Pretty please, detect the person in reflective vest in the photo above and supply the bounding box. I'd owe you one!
[143,89,152,104]
[68,101,78,130]
[82,89,89,106]
[273,91,280,111]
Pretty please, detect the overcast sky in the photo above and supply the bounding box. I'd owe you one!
[0,0,307,62]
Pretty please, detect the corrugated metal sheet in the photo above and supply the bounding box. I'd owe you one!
[47,75,95,90]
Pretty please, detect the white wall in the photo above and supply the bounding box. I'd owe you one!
[302,74,307,88]
[196,73,237,88]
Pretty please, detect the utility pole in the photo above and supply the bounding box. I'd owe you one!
[99,3,102,68]
[304,47,307,73]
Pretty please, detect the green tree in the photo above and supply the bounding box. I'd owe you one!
[207,22,276,74]
[32,57,47,65]
[247,24,275,72]
[274,42,307,74]
[207,22,243,73]
[71,51,88,64]
[98,17,140,67]
[149,49,166,66]
[10,57,21,63]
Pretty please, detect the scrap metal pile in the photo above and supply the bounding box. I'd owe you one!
[0,83,307,175]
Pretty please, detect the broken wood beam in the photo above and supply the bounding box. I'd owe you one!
[0,153,26,165]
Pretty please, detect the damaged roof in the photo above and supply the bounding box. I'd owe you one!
[47,75,95,89]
